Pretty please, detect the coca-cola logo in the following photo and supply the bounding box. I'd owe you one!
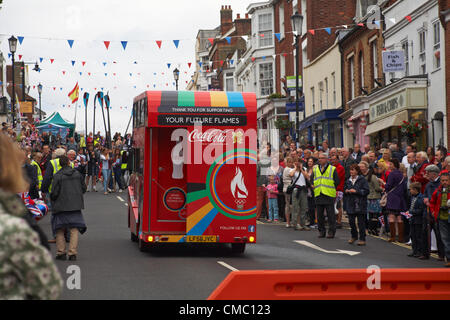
[188,129,232,143]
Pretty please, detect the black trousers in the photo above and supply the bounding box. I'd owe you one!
[317,204,336,236]
[424,214,445,258]
[348,213,366,241]
[410,223,424,256]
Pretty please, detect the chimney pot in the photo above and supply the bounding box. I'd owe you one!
[245,13,249,18]
[237,13,240,19]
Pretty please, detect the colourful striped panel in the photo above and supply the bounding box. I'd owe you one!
[210,91,229,107]
[187,202,213,233]
[186,207,219,236]
[226,92,245,108]
[178,91,195,107]
[160,91,178,107]
[194,91,211,107]
[187,190,208,204]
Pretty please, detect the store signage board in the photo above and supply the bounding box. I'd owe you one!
[287,75,302,89]
[369,91,406,123]
[382,51,405,73]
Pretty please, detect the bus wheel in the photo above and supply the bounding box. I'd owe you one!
[231,243,246,254]
[131,232,138,242]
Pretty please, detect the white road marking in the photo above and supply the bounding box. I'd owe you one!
[217,261,239,272]
[294,240,360,256]
[116,196,125,202]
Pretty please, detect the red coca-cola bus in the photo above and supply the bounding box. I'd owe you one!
[128,91,257,253]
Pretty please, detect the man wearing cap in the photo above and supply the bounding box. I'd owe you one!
[423,164,446,260]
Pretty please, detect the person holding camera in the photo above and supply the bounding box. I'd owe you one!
[289,159,310,230]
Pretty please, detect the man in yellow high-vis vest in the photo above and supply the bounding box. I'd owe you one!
[311,153,340,239]
[31,152,43,190]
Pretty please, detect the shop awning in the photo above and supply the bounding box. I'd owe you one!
[298,109,343,132]
[364,110,408,136]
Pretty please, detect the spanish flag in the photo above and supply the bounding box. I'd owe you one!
[68,82,80,104]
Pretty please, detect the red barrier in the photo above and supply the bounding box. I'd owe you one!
[208,269,450,300]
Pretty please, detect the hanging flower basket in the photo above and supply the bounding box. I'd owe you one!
[398,120,428,141]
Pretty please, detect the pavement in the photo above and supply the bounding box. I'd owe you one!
[38,185,446,300]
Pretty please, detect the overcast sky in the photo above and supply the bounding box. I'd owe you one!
[0,0,252,134]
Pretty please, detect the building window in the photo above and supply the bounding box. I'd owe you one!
[311,87,315,114]
[332,72,336,107]
[433,21,441,69]
[319,82,323,110]
[401,40,409,76]
[258,13,273,47]
[280,54,286,85]
[259,63,273,96]
[349,56,355,100]
[371,40,378,88]
[359,52,364,95]
[279,4,285,39]
[325,78,329,108]
[225,73,234,91]
[419,29,426,74]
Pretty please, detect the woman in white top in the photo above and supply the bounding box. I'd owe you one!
[100,148,111,195]
[282,157,294,228]
[289,159,311,230]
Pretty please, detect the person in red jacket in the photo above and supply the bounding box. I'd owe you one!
[411,151,430,193]
[428,172,450,266]
[331,155,345,228]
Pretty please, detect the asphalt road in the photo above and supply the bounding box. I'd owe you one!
[38,186,444,300]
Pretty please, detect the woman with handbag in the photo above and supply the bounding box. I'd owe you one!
[384,158,408,242]
[289,159,310,230]
[344,164,370,246]
[282,157,295,228]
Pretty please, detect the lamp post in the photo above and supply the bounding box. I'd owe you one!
[173,68,180,91]
[8,36,18,128]
[37,83,42,121]
[291,12,304,143]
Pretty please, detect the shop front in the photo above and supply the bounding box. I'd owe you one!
[364,78,428,150]
[297,109,344,148]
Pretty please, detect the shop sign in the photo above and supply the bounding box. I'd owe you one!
[369,91,405,123]
[382,51,405,72]
[287,75,302,89]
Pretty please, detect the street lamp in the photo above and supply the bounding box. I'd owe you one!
[173,68,180,91]
[291,12,303,143]
[8,35,18,128]
[37,83,42,121]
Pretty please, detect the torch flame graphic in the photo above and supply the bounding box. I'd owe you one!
[230,167,248,199]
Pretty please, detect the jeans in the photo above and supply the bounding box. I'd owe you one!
[268,198,279,221]
[438,219,450,260]
[102,169,111,192]
[113,166,125,190]
[348,213,366,241]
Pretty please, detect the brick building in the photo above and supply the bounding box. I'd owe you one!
[338,21,384,148]
[439,0,450,145]
[208,6,251,91]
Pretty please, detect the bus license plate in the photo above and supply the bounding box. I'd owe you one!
[186,235,217,243]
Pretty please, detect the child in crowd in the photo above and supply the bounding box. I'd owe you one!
[407,182,426,258]
[265,175,279,222]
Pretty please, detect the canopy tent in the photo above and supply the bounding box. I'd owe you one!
[36,123,70,139]
[38,112,75,136]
